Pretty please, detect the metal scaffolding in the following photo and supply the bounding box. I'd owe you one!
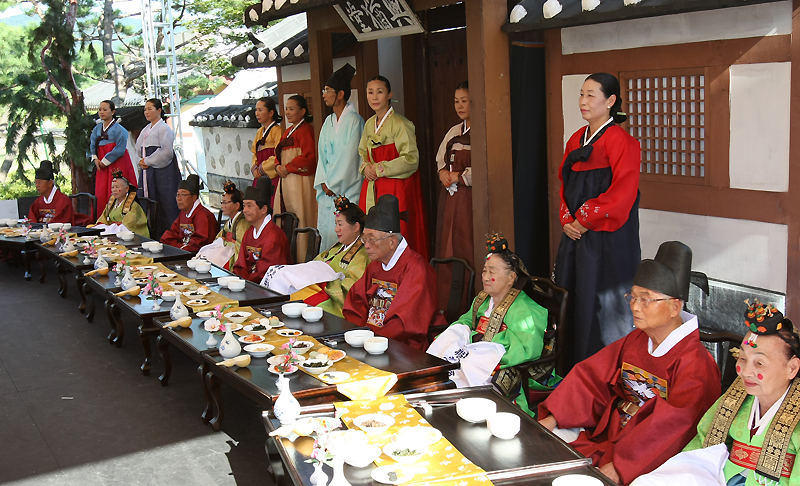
[140,0,204,185]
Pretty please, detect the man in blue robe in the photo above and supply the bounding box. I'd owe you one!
[314,63,366,250]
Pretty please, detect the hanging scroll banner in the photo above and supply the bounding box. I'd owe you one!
[334,0,423,41]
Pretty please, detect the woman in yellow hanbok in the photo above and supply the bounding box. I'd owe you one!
[96,169,150,237]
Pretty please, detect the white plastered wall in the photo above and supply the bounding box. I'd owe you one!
[558,4,791,293]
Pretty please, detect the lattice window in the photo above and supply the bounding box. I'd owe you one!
[621,69,706,184]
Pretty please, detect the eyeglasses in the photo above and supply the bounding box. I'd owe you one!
[360,235,392,246]
[175,192,192,199]
[322,88,336,96]
[624,293,675,308]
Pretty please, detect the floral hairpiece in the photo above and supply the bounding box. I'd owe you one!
[485,233,508,259]
[223,180,237,193]
[111,169,124,180]
[334,196,350,213]
[743,299,781,349]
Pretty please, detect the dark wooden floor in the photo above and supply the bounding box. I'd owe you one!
[0,256,273,485]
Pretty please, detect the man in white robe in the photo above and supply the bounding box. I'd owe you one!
[314,63,365,250]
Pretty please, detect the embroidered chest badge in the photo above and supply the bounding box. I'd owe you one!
[367,278,398,328]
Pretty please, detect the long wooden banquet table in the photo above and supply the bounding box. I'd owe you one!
[264,386,615,486]
[109,260,287,375]
[154,306,458,431]
[0,223,101,281]
[34,233,190,312]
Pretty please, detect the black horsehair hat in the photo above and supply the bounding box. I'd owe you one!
[177,174,202,195]
[35,160,54,181]
[365,194,401,234]
[325,63,356,95]
[243,176,272,206]
[632,241,692,301]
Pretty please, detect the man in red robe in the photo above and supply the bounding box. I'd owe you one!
[28,160,75,224]
[233,176,291,282]
[160,174,218,252]
[343,194,445,350]
[538,241,721,485]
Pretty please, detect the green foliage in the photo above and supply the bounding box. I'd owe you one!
[0,167,71,200]
[179,73,225,99]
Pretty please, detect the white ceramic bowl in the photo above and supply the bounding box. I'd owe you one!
[300,358,332,375]
[61,223,71,231]
[186,259,199,269]
[143,241,163,252]
[217,276,237,288]
[353,413,395,436]
[194,261,212,273]
[281,302,308,318]
[290,340,314,355]
[456,397,497,423]
[301,306,323,322]
[155,272,177,283]
[48,223,63,231]
[342,444,382,468]
[243,343,275,358]
[486,412,521,440]
[118,231,135,241]
[161,291,179,302]
[551,475,604,486]
[363,336,389,355]
[382,441,428,465]
[224,311,251,324]
[169,281,192,290]
[243,322,270,336]
[344,329,374,347]
[227,279,246,291]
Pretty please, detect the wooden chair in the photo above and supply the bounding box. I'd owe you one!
[137,197,158,238]
[69,193,97,226]
[291,227,322,264]
[428,257,476,342]
[496,277,568,404]
[272,212,298,247]
[699,331,743,392]
[17,196,38,219]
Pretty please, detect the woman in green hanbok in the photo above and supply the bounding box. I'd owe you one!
[96,169,150,237]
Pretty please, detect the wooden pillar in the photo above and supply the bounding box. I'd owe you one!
[787,0,800,317]
[543,29,563,265]
[465,0,514,268]
[307,9,334,141]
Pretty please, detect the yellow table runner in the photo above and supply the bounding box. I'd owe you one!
[132,263,237,312]
[334,395,494,486]
[221,312,398,400]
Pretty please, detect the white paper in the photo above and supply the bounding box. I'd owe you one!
[426,324,506,388]
[261,260,344,294]
[196,238,235,268]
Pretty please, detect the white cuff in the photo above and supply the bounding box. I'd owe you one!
[101,158,112,167]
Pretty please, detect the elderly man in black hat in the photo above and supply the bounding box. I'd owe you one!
[314,63,365,251]
[538,241,721,485]
[28,160,75,224]
[233,176,290,282]
[160,174,218,252]
[343,194,445,350]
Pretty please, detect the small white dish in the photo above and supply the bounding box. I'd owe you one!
[318,371,349,383]
[186,299,210,307]
[243,343,275,358]
[224,311,252,324]
[300,358,332,375]
[267,355,306,366]
[196,310,216,319]
[382,442,427,465]
[118,231,135,241]
[217,276,237,288]
[161,291,179,302]
[194,261,212,273]
[227,279,246,291]
[364,336,389,355]
[48,223,63,231]
[487,412,521,440]
[268,364,298,375]
[301,306,323,322]
[186,259,199,269]
[239,334,265,344]
[135,265,158,273]
[551,475,604,486]
[370,465,415,485]
[281,302,308,317]
[276,329,303,337]
[290,340,314,354]
[183,288,211,298]
[155,272,177,283]
[353,413,395,436]
[456,397,497,423]
[243,322,270,336]
[344,329,374,347]
[342,443,382,468]
[168,281,192,290]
